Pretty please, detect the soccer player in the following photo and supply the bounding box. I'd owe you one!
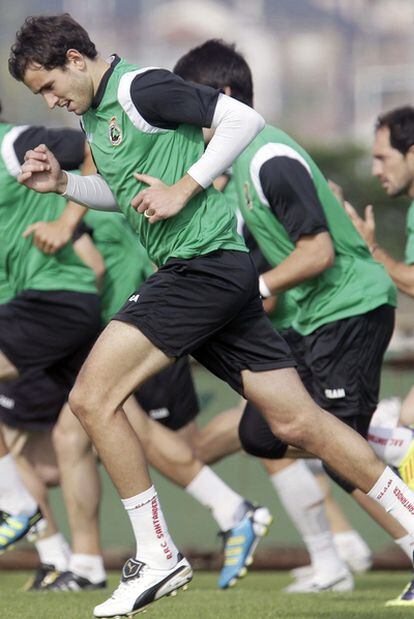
[45,207,271,592]
[0,112,101,560]
[11,14,414,615]
[172,40,414,603]
[335,107,414,491]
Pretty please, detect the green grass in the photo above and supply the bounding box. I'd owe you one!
[0,571,413,618]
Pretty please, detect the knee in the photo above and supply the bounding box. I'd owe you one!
[36,462,60,488]
[68,379,103,427]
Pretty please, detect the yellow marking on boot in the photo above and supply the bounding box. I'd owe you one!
[225,547,244,557]
[226,535,245,546]
[224,558,239,566]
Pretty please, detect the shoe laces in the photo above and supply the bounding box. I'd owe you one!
[110,575,142,600]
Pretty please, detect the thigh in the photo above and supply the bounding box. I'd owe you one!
[307,305,395,418]
[134,357,199,430]
[74,320,172,407]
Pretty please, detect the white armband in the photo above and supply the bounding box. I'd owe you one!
[63,171,120,212]
[259,275,272,299]
[187,93,265,189]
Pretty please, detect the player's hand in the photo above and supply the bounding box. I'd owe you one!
[22,219,72,254]
[131,173,197,223]
[344,202,376,248]
[18,144,67,194]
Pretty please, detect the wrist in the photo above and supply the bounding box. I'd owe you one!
[57,170,69,195]
[369,243,379,255]
[259,275,272,299]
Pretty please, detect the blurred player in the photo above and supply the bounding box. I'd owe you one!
[0,109,101,561]
[173,40,414,604]
[12,14,414,615]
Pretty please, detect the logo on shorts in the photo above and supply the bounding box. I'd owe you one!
[149,407,170,421]
[129,294,140,302]
[109,116,122,146]
[325,388,346,399]
[0,394,15,409]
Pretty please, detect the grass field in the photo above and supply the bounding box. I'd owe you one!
[0,571,413,618]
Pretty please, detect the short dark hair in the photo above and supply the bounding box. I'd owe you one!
[376,106,414,155]
[174,39,253,107]
[9,14,97,81]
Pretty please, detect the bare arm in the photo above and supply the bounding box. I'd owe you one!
[260,232,335,295]
[345,201,414,296]
[73,233,106,290]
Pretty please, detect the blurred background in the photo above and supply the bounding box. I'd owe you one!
[1,0,414,568]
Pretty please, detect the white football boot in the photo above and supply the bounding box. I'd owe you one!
[94,554,192,618]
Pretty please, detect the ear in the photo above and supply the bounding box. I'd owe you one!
[66,49,86,69]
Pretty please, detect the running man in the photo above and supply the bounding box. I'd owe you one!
[10,14,414,615]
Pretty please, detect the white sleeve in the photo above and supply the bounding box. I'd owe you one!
[63,172,120,212]
[187,94,265,189]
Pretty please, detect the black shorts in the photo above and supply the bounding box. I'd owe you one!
[0,289,101,392]
[282,304,395,418]
[114,250,295,395]
[134,357,199,430]
[0,369,66,431]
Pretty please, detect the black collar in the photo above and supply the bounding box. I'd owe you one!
[92,54,121,109]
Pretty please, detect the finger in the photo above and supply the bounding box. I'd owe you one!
[134,172,160,187]
[365,204,375,225]
[24,149,48,162]
[21,161,51,174]
[17,171,32,184]
[344,201,358,219]
[22,223,37,238]
[131,190,147,210]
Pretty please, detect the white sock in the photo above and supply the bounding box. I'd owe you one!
[395,533,414,560]
[368,426,413,466]
[0,454,37,516]
[35,533,71,571]
[333,530,371,560]
[185,466,245,531]
[69,553,106,584]
[270,461,346,578]
[368,466,414,535]
[333,530,372,572]
[122,485,179,569]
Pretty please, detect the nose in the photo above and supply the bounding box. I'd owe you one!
[43,92,59,109]
[372,159,382,177]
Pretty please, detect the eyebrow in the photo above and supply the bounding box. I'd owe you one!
[33,81,53,95]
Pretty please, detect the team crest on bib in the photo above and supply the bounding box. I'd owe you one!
[108,116,122,146]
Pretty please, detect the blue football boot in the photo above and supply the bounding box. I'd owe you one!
[218,502,273,589]
[0,508,45,554]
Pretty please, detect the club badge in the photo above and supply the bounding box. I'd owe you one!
[108,116,122,146]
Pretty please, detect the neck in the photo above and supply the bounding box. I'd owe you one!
[88,57,112,97]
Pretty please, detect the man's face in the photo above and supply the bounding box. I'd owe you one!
[372,126,414,197]
[23,60,93,115]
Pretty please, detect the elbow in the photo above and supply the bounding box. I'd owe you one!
[312,245,335,275]
[250,110,265,137]
[323,244,335,270]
